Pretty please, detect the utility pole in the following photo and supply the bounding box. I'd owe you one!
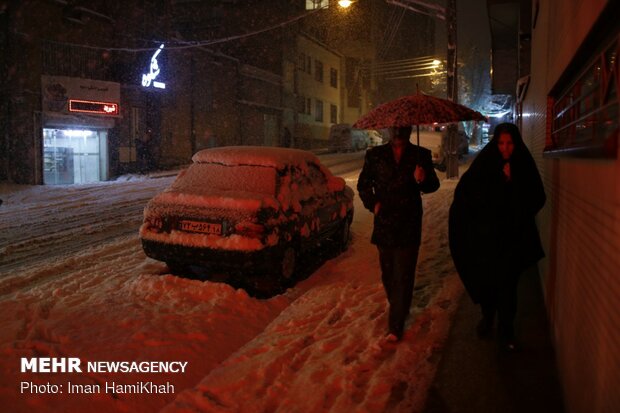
[445,0,459,179]
[386,0,460,178]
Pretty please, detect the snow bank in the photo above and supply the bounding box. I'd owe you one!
[0,154,465,413]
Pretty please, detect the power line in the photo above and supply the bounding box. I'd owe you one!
[365,56,440,68]
[385,70,446,80]
[378,6,406,59]
[385,0,445,20]
[38,6,327,53]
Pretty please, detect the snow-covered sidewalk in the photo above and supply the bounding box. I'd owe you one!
[0,164,464,413]
[162,177,463,413]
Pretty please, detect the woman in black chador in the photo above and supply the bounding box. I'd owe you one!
[449,123,546,351]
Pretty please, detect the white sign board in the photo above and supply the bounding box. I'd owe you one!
[41,75,121,116]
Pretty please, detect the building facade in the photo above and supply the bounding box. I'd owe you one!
[0,0,284,184]
[288,32,343,147]
[0,0,431,185]
[1,1,125,185]
[490,0,619,411]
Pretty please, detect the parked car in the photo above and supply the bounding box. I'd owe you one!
[140,146,354,286]
[367,129,385,147]
[328,124,375,152]
[416,128,469,171]
[416,130,444,167]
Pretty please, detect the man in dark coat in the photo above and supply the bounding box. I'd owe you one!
[136,129,154,172]
[358,126,440,341]
[449,122,545,351]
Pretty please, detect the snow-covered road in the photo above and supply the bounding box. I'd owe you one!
[0,151,464,413]
[0,152,364,276]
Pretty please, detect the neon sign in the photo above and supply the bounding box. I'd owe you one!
[69,99,119,115]
[142,44,166,89]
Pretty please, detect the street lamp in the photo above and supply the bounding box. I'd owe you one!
[338,0,353,8]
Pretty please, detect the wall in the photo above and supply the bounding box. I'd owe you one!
[295,34,342,143]
[158,49,242,165]
[522,1,620,412]
[3,1,119,184]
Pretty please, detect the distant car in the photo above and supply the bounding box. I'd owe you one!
[328,124,372,152]
[416,129,469,171]
[367,130,384,147]
[416,130,444,169]
[140,146,354,285]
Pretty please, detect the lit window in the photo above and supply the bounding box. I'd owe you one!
[306,0,329,10]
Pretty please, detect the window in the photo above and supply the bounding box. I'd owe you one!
[330,104,338,123]
[330,68,338,88]
[315,60,324,82]
[294,163,328,200]
[306,98,312,115]
[42,40,111,80]
[305,0,328,10]
[545,30,618,158]
[307,163,328,197]
[315,100,324,122]
[298,53,305,71]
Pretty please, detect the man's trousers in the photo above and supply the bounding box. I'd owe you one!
[378,245,420,338]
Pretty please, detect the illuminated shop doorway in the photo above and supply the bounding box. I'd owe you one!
[43,128,108,185]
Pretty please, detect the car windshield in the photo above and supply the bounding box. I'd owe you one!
[171,163,277,196]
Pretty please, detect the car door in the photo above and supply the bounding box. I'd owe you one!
[305,163,341,239]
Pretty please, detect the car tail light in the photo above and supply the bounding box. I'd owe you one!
[234,222,265,238]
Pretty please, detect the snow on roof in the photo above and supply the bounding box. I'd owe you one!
[192,146,322,170]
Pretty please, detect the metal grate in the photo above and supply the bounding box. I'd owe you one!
[41,40,112,81]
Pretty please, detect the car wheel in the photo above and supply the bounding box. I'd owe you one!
[278,246,297,280]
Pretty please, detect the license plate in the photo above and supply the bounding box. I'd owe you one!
[178,220,222,235]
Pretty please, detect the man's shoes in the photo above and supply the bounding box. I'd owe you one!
[476,317,494,339]
[385,333,400,343]
[386,327,403,343]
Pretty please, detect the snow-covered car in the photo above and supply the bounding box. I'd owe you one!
[140,146,354,284]
[328,124,371,152]
[367,130,384,147]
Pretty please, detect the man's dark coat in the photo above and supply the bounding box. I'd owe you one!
[358,142,440,247]
[449,124,546,303]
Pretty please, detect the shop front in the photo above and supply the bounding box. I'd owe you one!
[42,126,109,185]
[41,75,120,185]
